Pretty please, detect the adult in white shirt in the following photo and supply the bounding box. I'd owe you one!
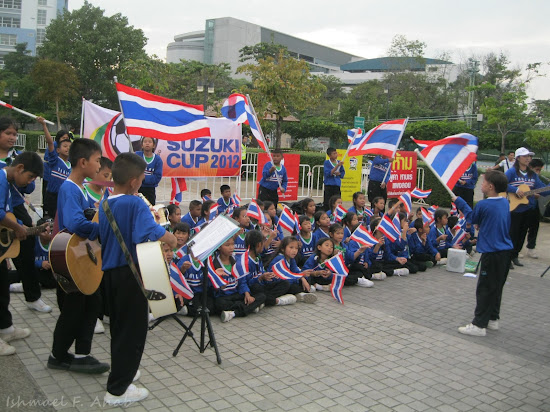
[492,151,515,172]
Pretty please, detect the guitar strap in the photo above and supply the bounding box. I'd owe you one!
[101,199,166,301]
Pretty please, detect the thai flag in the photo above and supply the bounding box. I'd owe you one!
[221,93,268,152]
[350,224,378,247]
[232,249,250,279]
[451,227,467,246]
[170,177,187,205]
[206,256,228,289]
[232,194,241,206]
[421,207,434,225]
[247,199,267,224]
[209,204,219,220]
[324,253,349,275]
[169,262,194,300]
[278,206,296,233]
[419,133,478,189]
[202,194,211,202]
[377,215,400,242]
[392,214,401,232]
[410,187,432,199]
[330,274,346,304]
[347,118,408,157]
[293,212,301,232]
[398,192,412,214]
[347,128,362,143]
[334,204,348,223]
[272,259,303,280]
[411,137,436,149]
[450,202,458,216]
[115,83,210,141]
[174,245,187,260]
[458,216,466,228]
[364,208,374,217]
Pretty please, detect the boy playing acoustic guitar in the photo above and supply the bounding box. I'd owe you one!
[0,151,44,355]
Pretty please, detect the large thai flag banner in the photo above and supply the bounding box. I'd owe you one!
[272,259,303,280]
[347,119,408,157]
[377,215,401,242]
[232,249,251,279]
[418,133,478,190]
[324,253,349,275]
[410,137,435,149]
[169,262,194,300]
[350,224,378,247]
[221,93,269,152]
[115,82,210,141]
[410,187,432,199]
[207,256,228,289]
[278,206,297,233]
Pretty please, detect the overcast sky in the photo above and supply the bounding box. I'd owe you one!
[70,0,550,100]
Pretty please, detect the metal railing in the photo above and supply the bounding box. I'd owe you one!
[15,133,26,148]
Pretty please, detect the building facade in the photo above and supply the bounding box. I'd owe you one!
[0,0,67,67]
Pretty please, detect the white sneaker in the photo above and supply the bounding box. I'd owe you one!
[458,323,486,336]
[0,338,15,356]
[315,284,324,291]
[487,320,499,330]
[0,326,31,343]
[295,292,317,304]
[357,277,374,288]
[275,294,297,306]
[148,313,156,323]
[177,305,188,316]
[527,249,538,259]
[104,384,149,405]
[94,319,105,334]
[437,258,448,265]
[371,272,386,280]
[26,298,52,313]
[221,311,235,322]
[9,283,23,293]
[394,268,409,276]
[133,370,141,382]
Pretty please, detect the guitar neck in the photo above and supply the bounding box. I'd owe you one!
[525,186,550,196]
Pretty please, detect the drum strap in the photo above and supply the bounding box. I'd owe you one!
[101,200,166,301]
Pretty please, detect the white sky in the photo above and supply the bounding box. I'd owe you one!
[70,0,550,100]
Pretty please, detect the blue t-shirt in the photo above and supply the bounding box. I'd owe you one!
[408,232,438,257]
[298,234,315,263]
[57,179,98,239]
[99,194,166,270]
[0,149,35,208]
[216,197,233,214]
[259,162,288,192]
[453,163,478,190]
[183,258,204,293]
[506,168,550,213]
[323,159,345,187]
[267,254,302,284]
[181,212,205,230]
[368,156,391,183]
[0,169,13,221]
[46,148,71,193]
[233,233,247,256]
[136,151,163,188]
[34,237,49,269]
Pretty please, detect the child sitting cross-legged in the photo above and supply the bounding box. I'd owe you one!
[408,218,441,268]
[389,212,425,273]
[366,217,410,278]
[427,209,450,263]
[296,215,314,267]
[328,223,361,286]
[302,237,334,291]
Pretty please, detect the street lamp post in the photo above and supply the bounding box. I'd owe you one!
[384,87,389,120]
[4,87,18,105]
[197,76,214,114]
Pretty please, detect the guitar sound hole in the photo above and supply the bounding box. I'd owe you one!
[0,229,10,247]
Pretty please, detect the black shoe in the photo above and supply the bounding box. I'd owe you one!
[47,353,74,371]
[509,261,515,270]
[69,355,110,374]
[512,258,523,267]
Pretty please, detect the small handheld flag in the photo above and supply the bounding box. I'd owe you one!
[364,208,374,217]
[451,227,467,246]
[398,192,412,214]
[232,194,241,206]
[410,187,432,199]
[421,207,434,225]
[347,118,407,158]
[450,202,458,216]
[330,274,346,304]
[278,206,297,233]
[170,178,187,205]
[323,253,349,275]
[350,224,378,247]
[376,215,401,242]
[334,204,348,223]
[392,214,401,232]
[232,249,250,279]
[169,262,194,300]
[247,199,266,223]
[272,259,303,280]
[209,204,219,220]
[206,256,228,289]
[347,128,362,143]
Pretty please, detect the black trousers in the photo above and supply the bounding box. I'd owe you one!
[411,253,437,266]
[0,261,13,329]
[367,180,387,206]
[186,291,216,317]
[251,280,289,306]
[258,186,279,208]
[348,262,371,282]
[323,185,341,211]
[43,191,58,219]
[453,186,474,209]
[214,291,266,317]
[138,186,156,206]
[526,210,541,250]
[510,208,539,259]
[12,204,41,302]
[52,285,100,361]
[104,266,148,396]
[472,251,511,328]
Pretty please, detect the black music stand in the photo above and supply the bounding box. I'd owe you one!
[541,266,549,278]
[170,215,240,365]
[148,313,198,347]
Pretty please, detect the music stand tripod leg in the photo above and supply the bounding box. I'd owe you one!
[541,266,550,278]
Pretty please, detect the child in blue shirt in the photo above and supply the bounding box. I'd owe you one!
[258,149,288,208]
[34,217,56,289]
[452,162,478,208]
[341,212,359,244]
[297,215,315,267]
[136,137,163,205]
[348,192,368,225]
[326,194,343,223]
[323,147,345,210]
[408,218,440,267]
[428,209,451,260]
[453,170,514,337]
[366,217,409,278]
[231,207,251,255]
[181,200,204,233]
[367,155,392,205]
[99,152,176,404]
[302,237,334,290]
[312,211,331,246]
[217,184,234,214]
[389,212,425,273]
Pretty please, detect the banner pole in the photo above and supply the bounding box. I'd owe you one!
[381,118,408,184]
[414,148,455,198]
[79,97,85,139]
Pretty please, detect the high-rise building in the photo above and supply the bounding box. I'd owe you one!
[0,0,67,67]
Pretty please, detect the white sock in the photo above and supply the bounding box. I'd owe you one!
[0,326,15,334]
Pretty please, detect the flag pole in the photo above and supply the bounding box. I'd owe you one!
[246,94,285,198]
[79,97,85,139]
[113,76,134,153]
[381,117,408,184]
[0,100,55,125]
[414,148,455,198]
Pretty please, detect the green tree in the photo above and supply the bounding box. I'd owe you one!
[525,129,550,152]
[3,43,36,76]
[38,1,147,107]
[306,75,346,119]
[237,49,326,148]
[31,59,80,128]
[387,34,427,58]
[531,99,550,128]
[239,42,289,62]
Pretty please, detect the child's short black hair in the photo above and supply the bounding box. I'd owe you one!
[313,210,327,225]
[55,130,70,144]
[245,229,263,249]
[231,206,247,220]
[200,188,212,198]
[12,152,43,178]
[263,200,274,211]
[301,197,315,210]
[398,212,407,222]
[299,215,311,225]
[387,198,398,209]
[256,199,264,209]
[201,200,215,217]
[220,184,230,193]
[329,223,343,235]
[99,156,113,171]
[328,194,341,211]
[68,138,101,167]
[484,170,508,193]
[173,222,190,234]
[189,200,202,210]
[413,217,424,231]
[0,117,17,133]
[530,158,544,169]
[448,215,458,228]
[371,196,384,207]
[341,211,356,227]
[111,152,146,185]
[434,209,448,222]
[272,149,283,155]
[369,217,381,233]
[167,204,180,216]
[326,147,336,156]
[140,136,158,149]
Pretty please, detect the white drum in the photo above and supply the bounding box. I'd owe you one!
[136,241,177,318]
[446,248,467,273]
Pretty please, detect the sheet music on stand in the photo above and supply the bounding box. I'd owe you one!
[186,214,240,262]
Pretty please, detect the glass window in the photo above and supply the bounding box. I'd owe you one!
[0,17,21,28]
[37,9,47,25]
[36,28,46,45]
[0,34,17,46]
[38,0,47,5]
[0,0,22,9]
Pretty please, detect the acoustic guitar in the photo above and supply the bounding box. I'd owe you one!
[0,213,49,263]
[49,213,103,295]
[500,184,550,212]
